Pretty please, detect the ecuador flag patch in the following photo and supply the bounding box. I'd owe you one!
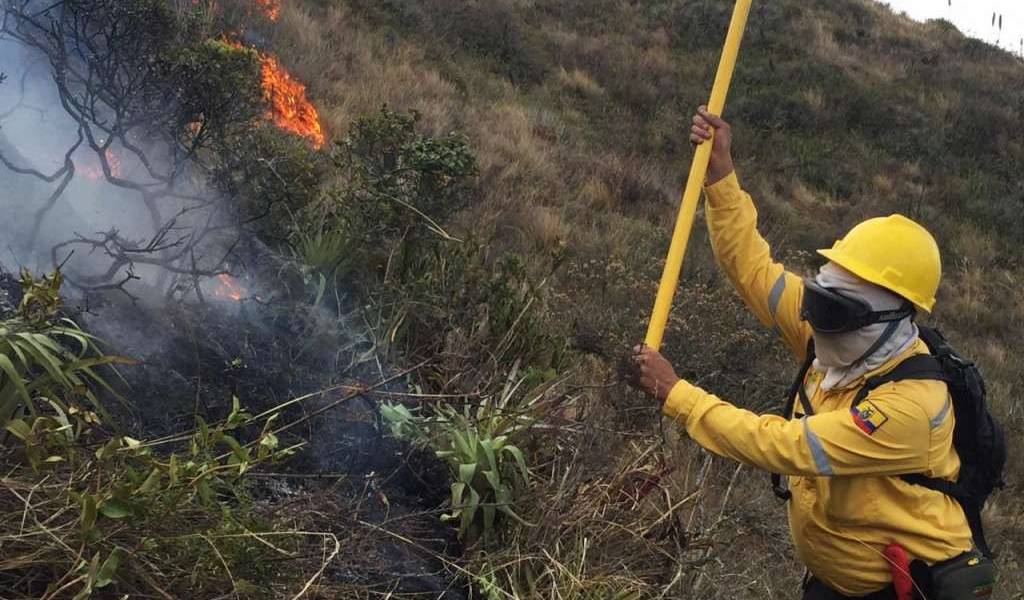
[851,400,889,435]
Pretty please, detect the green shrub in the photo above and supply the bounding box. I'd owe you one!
[164,38,264,143]
[320,105,477,276]
[0,270,125,426]
[292,107,566,377]
[372,241,567,380]
[2,392,300,598]
[215,124,327,239]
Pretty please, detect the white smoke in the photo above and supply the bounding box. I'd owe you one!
[0,30,231,305]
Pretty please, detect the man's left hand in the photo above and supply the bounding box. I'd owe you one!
[629,344,681,402]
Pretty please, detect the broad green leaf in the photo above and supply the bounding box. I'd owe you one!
[95,547,126,588]
[458,462,477,485]
[80,494,97,532]
[259,432,279,451]
[0,354,30,407]
[14,333,67,383]
[99,498,132,519]
[137,468,162,494]
[46,399,73,441]
[482,469,501,492]
[450,482,466,507]
[221,435,250,473]
[7,338,30,372]
[95,438,121,461]
[461,486,480,536]
[452,430,473,460]
[479,438,497,472]
[4,418,31,441]
[502,444,530,483]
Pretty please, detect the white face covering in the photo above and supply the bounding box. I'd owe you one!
[811,262,918,391]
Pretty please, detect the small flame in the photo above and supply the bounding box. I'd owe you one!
[213,274,247,302]
[255,0,281,21]
[80,149,123,181]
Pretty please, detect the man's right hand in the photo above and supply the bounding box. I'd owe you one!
[690,106,735,185]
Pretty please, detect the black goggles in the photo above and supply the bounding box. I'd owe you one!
[800,278,915,333]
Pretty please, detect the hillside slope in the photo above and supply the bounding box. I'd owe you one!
[269,0,1023,596]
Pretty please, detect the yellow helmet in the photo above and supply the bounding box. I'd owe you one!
[817,214,941,313]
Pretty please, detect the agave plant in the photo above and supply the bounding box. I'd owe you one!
[379,363,539,544]
[433,363,539,544]
[435,409,531,543]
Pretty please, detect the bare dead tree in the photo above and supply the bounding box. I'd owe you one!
[0,0,265,298]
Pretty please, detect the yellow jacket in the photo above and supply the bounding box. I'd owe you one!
[663,172,973,596]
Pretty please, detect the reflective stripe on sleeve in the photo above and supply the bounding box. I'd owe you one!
[768,273,786,321]
[930,396,952,430]
[803,417,834,476]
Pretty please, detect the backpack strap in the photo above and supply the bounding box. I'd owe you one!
[772,339,816,501]
[856,353,995,558]
[852,354,948,405]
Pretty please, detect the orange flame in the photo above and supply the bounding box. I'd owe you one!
[259,53,324,149]
[80,148,123,181]
[213,274,247,302]
[255,0,281,21]
[225,40,325,149]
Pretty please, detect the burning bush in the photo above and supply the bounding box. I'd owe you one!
[2,2,566,597]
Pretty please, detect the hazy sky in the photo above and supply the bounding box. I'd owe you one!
[882,0,1024,56]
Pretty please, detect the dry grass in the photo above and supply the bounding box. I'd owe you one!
[557,67,605,98]
[465,387,803,599]
[516,204,568,252]
[270,5,461,137]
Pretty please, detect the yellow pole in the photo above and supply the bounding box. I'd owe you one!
[644,0,753,350]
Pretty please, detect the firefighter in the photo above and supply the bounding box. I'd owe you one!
[629,107,997,599]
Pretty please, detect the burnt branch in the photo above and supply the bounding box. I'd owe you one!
[29,125,82,245]
[1,0,266,297]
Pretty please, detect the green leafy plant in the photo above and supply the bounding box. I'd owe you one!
[382,366,540,545]
[291,221,352,279]
[380,401,418,438]
[314,106,478,282]
[434,403,531,544]
[2,393,301,598]
[0,269,127,425]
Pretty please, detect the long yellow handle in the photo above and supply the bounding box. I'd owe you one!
[644,0,753,350]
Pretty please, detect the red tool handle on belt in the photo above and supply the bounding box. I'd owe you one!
[884,543,914,600]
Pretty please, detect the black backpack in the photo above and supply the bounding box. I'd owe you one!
[771,326,1007,557]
